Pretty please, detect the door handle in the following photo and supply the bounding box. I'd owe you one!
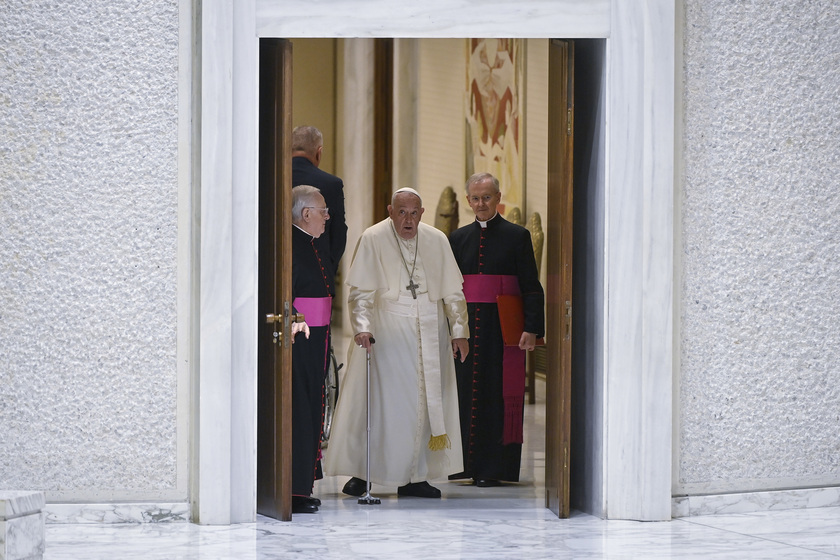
[266,305,304,346]
[265,312,305,324]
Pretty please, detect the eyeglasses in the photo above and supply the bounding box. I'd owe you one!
[468,195,496,204]
[305,206,329,215]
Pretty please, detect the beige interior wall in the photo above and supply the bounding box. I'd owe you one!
[524,39,549,283]
[291,38,337,173]
[415,39,468,226]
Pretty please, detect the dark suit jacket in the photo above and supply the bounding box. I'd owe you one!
[292,156,347,276]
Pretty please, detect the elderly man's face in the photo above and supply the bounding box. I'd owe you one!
[466,178,502,222]
[388,193,424,239]
[303,193,329,238]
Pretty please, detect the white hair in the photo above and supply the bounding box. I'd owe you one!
[292,185,322,221]
[465,172,500,194]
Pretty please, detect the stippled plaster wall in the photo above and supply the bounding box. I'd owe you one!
[0,1,182,501]
[680,1,840,495]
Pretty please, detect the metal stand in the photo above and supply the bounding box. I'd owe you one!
[358,337,381,505]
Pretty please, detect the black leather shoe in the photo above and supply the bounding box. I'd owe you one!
[292,496,319,514]
[448,471,470,480]
[397,481,441,498]
[306,496,321,506]
[475,478,502,487]
[342,477,367,497]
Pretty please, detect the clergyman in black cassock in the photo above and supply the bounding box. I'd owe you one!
[290,186,335,513]
[448,173,545,485]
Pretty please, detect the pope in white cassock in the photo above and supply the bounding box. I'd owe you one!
[324,188,470,498]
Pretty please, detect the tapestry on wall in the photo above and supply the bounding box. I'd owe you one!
[465,38,524,214]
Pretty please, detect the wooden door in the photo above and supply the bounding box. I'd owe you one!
[545,39,574,518]
[257,38,294,521]
[373,38,394,223]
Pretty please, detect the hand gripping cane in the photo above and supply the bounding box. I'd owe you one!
[358,337,381,505]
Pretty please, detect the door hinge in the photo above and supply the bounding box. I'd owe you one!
[567,107,573,136]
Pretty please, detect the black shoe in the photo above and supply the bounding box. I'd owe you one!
[306,496,321,506]
[448,471,470,480]
[292,496,319,514]
[397,481,441,498]
[475,478,502,487]
[342,477,367,497]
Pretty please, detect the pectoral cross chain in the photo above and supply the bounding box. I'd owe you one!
[391,223,420,299]
[406,279,419,299]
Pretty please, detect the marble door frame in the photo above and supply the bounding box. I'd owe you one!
[193,0,675,523]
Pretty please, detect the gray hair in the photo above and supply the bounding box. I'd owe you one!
[465,172,500,195]
[291,126,323,156]
[292,185,322,222]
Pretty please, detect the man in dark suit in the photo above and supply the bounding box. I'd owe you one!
[291,126,347,277]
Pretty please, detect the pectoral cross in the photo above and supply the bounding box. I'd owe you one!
[406,279,419,299]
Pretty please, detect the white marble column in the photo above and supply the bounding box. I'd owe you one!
[337,39,376,337]
[195,0,259,525]
[196,0,233,526]
[230,0,259,524]
[603,0,675,521]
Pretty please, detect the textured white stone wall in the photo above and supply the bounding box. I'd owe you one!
[0,2,181,500]
[680,1,840,494]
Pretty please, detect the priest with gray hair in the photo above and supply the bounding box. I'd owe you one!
[325,187,469,499]
[289,184,333,514]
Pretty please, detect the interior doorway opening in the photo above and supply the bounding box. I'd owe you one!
[256,37,608,519]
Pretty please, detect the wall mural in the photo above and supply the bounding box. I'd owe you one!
[466,38,524,215]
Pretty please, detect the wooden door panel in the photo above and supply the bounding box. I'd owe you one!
[257,38,294,522]
[545,39,574,519]
[373,38,394,224]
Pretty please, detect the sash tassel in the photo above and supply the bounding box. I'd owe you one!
[428,433,451,451]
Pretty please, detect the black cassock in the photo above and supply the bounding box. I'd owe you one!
[449,214,545,482]
[291,226,334,497]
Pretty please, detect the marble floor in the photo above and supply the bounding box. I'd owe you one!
[43,374,840,559]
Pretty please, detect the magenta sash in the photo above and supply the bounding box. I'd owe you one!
[462,274,520,302]
[461,274,525,445]
[292,297,332,327]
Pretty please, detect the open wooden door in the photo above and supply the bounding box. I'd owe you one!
[257,38,294,521]
[545,39,574,518]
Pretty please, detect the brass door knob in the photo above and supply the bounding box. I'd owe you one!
[265,312,306,324]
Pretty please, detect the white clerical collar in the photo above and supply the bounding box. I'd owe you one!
[477,212,499,228]
[293,224,313,238]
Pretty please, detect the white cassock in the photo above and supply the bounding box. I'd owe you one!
[324,219,469,487]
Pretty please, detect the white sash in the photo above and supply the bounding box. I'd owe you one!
[381,293,446,438]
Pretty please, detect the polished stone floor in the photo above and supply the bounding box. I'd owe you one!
[43,375,840,559]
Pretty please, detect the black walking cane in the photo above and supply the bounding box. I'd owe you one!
[358,336,381,505]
